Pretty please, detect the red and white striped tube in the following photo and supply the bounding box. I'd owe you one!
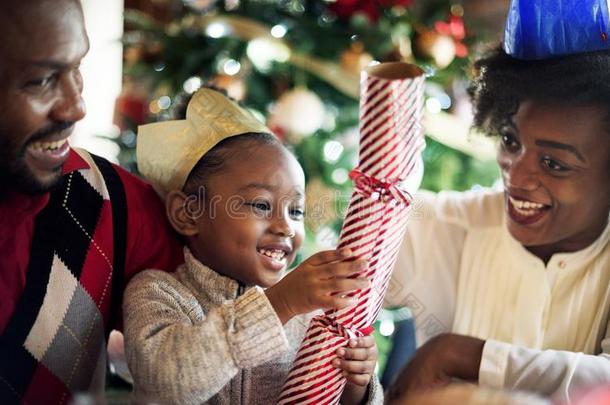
[278,63,425,405]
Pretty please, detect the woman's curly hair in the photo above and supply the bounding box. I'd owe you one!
[469,45,610,136]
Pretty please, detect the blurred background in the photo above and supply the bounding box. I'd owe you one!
[76,0,512,394]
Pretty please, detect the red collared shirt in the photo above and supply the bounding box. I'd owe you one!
[0,149,183,334]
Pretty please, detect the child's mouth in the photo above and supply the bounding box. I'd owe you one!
[257,248,289,271]
[257,248,287,262]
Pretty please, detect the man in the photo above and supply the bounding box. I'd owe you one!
[0,1,182,403]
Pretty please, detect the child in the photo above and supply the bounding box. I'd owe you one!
[124,88,383,404]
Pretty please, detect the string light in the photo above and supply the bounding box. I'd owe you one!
[331,168,348,184]
[205,22,227,38]
[246,38,290,71]
[183,76,203,94]
[379,319,395,337]
[223,59,241,76]
[271,24,287,38]
[323,140,344,163]
[157,96,171,110]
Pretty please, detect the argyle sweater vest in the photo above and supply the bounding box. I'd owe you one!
[0,152,127,405]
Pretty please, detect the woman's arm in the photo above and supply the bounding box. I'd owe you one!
[385,333,485,401]
[387,332,610,403]
[481,337,610,402]
[123,270,289,405]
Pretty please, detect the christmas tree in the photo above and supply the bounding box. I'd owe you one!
[115,0,500,376]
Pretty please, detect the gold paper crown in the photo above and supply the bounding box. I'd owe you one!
[137,88,272,197]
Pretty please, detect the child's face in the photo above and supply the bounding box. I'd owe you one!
[190,142,306,288]
[497,100,610,254]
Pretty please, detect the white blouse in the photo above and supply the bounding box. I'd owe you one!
[385,189,610,402]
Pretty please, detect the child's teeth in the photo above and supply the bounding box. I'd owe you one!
[258,248,286,261]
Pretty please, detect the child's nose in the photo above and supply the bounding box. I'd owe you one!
[270,215,295,237]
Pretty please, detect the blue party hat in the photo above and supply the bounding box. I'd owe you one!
[504,0,610,60]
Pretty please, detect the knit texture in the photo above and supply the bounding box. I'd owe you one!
[0,150,121,405]
[124,249,384,404]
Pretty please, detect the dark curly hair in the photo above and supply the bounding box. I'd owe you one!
[469,45,610,136]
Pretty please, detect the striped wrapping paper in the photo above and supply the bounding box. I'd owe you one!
[278,62,425,405]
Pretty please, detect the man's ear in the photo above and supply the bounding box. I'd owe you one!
[166,190,201,237]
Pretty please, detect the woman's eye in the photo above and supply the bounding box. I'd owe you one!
[500,132,520,152]
[542,157,570,173]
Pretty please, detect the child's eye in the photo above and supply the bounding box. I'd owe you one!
[290,208,305,220]
[246,201,271,212]
[541,157,570,173]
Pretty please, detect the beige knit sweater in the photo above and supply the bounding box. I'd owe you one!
[123,249,383,404]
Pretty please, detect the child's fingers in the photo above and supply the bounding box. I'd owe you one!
[331,357,375,387]
[343,372,371,387]
[319,294,358,309]
[321,259,368,279]
[346,336,376,349]
[337,346,371,361]
[334,359,376,375]
[307,249,352,266]
[324,277,369,293]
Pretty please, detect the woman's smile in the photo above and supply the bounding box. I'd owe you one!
[506,194,552,226]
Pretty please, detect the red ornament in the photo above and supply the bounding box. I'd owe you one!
[329,0,413,23]
[114,94,148,129]
[435,14,469,57]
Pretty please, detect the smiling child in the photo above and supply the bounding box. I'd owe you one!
[123,88,383,404]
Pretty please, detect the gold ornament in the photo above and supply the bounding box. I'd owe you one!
[340,42,374,75]
[415,29,456,69]
[162,15,493,161]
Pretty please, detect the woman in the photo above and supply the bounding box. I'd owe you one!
[384,5,610,402]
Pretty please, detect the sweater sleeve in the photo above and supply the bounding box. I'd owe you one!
[123,270,289,405]
[479,332,610,402]
[363,374,384,404]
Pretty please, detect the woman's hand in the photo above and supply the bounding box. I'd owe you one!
[265,249,369,324]
[385,333,485,402]
[336,336,378,405]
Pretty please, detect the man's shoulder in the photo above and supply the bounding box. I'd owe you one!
[71,148,160,201]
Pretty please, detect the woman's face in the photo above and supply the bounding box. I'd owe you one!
[498,100,610,257]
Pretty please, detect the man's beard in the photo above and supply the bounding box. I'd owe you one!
[0,121,74,197]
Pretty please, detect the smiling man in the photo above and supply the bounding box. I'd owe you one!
[0,1,181,403]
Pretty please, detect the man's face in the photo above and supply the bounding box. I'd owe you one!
[0,0,89,195]
[497,100,610,256]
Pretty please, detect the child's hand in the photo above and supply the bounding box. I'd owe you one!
[335,336,378,405]
[265,249,368,324]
